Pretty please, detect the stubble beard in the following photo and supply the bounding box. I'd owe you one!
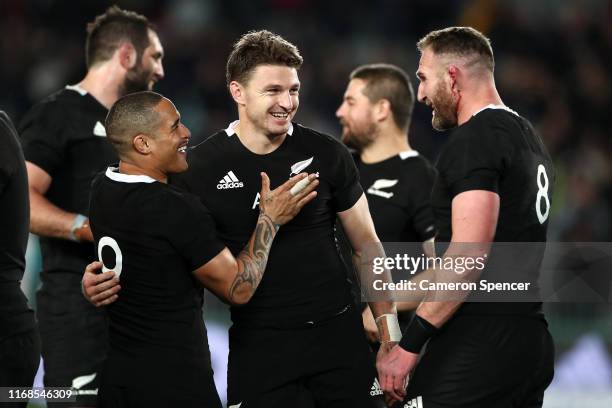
[431,84,458,131]
[342,120,377,152]
[119,63,153,97]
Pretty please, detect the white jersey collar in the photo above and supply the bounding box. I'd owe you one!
[105,167,157,184]
[399,150,419,160]
[65,84,88,96]
[472,104,518,117]
[224,120,294,137]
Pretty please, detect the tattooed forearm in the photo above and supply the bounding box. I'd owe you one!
[229,213,280,304]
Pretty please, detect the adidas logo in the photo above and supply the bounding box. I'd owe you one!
[404,396,423,408]
[93,121,106,137]
[217,171,244,190]
[370,378,383,396]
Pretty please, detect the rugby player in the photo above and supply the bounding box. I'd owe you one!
[336,63,436,344]
[18,6,164,405]
[0,111,40,408]
[84,30,400,407]
[377,27,555,407]
[88,91,316,407]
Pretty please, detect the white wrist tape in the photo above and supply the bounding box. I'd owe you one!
[70,214,87,242]
[376,313,402,342]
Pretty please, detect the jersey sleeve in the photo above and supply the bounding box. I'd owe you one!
[164,191,225,271]
[0,113,16,194]
[331,142,363,212]
[437,118,512,198]
[18,101,66,176]
[409,162,437,241]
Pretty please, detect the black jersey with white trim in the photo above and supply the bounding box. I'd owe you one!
[19,85,116,274]
[355,151,436,243]
[89,167,224,387]
[173,122,363,327]
[432,106,554,316]
[0,111,36,340]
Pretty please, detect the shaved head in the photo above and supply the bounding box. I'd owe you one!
[105,91,164,157]
[417,26,494,74]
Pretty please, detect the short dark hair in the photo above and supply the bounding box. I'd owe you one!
[105,91,163,156]
[226,30,303,86]
[417,26,494,72]
[350,63,415,131]
[86,5,156,69]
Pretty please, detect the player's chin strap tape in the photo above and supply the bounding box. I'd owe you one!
[399,314,438,353]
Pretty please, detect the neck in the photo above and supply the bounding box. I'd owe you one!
[456,77,503,126]
[118,160,167,184]
[78,62,125,110]
[360,124,411,164]
[234,119,287,155]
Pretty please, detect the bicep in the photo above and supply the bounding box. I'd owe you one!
[26,161,52,195]
[337,194,379,251]
[450,190,499,243]
[192,247,237,301]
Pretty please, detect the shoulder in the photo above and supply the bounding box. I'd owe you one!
[401,153,436,178]
[442,109,519,157]
[456,108,521,143]
[293,123,343,147]
[22,89,65,115]
[188,130,230,158]
[179,130,228,182]
[292,123,352,161]
[19,88,81,129]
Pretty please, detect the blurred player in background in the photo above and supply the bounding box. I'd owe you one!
[378,26,555,407]
[336,63,436,345]
[0,111,40,408]
[18,6,164,406]
[87,91,316,408]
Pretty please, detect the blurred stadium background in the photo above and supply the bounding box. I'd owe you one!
[1,0,610,407]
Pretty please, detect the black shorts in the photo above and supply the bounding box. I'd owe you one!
[404,314,554,408]
[0,328,41,408]
[36,272,108,407]
[98,372,222,408]
[227,306,380,408]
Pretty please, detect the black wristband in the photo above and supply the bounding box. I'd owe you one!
[398,315,438,353]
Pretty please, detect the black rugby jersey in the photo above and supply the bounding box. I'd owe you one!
[0,111,35,340]
[19,85,116,274]
[356,151,436,243]
[344,151,436,315]
[432,105,554,316]
[89,167,224,389]
[173,122,363,327]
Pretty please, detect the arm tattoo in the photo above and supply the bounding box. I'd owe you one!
[229,213,280,303]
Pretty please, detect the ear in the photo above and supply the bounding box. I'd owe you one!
[118,42,137,70]
[229,81,245,105]
[374,99,391,123]
[448,65,460,92]
[133,134,152,155]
